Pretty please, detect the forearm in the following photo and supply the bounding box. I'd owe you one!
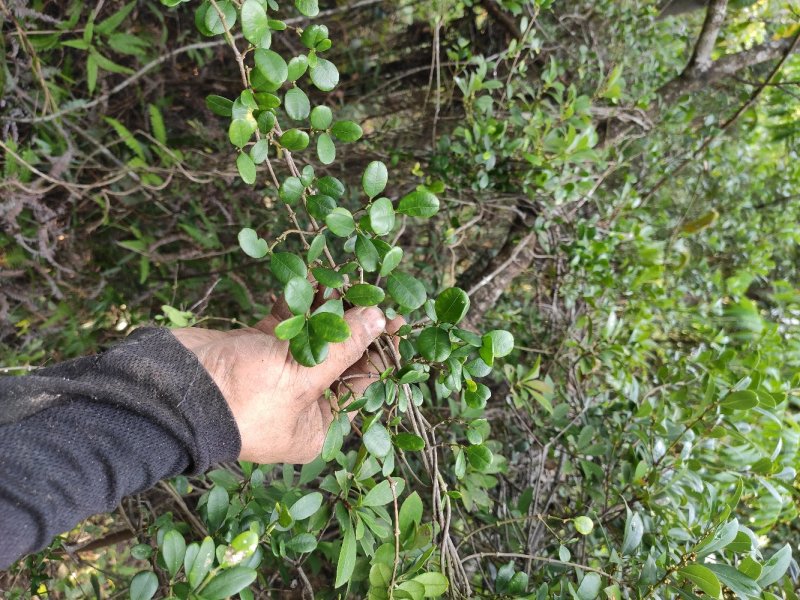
[0,328,241,568]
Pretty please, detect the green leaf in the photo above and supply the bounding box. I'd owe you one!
[280,176,305,204]
[387,272,426,310]
[204,0,236,35]
[238,228,268,258]
[369,197,395,236]
[696,519,739,558]
[285,277,314,315]
[356,234,380,272]
[317,175,346,198]
[229,118,255,148]
[250,139,270,164]
[399,491,423,537]
[87,53,98,94]
[310,105,333,129]
[331,120,363,142]
[309,312,351,342]
[279,129,310,151]
[96,1,136,35]
[236,152,256,184]
[206,94,233,116]
[310,58,339,91]
[271,252,307,284]
[286,533,318,554]
[465,445,493,471]
[129,571,158,600]
[573,516,594,536]
[418,327,451,362]
[254,48,288,86]
[397,580,426,600]
[678,565,721,598]
[206,485,229,530]
[721,389,758,411]
[290,322,329,367]
[479,330,514,366]
[223,531,259,566]
[287,55,309,81]
[308,234,326,263]
[364,422,392,458]
[274,315,306,340]
[705,564,760,598]
[322,418,343,461]
[285,87,310,121]
[435,288,470,325]
[464,383,491,409]
[335,524,356,588]
[200,567,257,600]
[362,479,393,507]
[161,530,186,578]
[307,194,336,219]
[345,284,385,306]
[187,537,215,589]
[576,573,601,600]
[317,132,336,164]
[295,0,319,16]
[362,161,388,199]
[312,267,345,288]
[398,189,439,218]
[411,572,449,598]
[289,492,323,520]
[758,543,792,587]
[148,104,167,145]
[395,432,425,451]
[620,509,644,555]
[380,246,403,276]
[104,117,144,159]
[241,0,271,47]
[325,207,356,237]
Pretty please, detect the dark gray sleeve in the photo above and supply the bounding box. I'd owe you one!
[0,327,242,568]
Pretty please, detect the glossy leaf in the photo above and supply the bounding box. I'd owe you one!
[241,0,271,47]
[325,207,355,237]
[238,228,268,259]
[284,87,310,121]
[200,567,257,600]
[309,58,339,91]
[317,132,335,164]
[129,571,158,600]
[309,312,350,342]
[310,105,333,129]
[271,252,307,284]
[398,189,439,218]
[434,287,470,324]
[254,49,288,86]
[285,276,314,315]
[279,129,310,151]
[331,120,363,142]
[387,272,426,310]
[417,327,451,362]
[362,161,388,199]
[345,283,385,306]
[274,315,306,340]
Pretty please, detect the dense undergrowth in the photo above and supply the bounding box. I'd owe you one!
[2,0,800,598]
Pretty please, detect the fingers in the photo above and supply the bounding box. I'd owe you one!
[304,307,386,397]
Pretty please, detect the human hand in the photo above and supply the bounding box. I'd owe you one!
[171,301,392,464]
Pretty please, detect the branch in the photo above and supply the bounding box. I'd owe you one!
[682,0,728,75]
[658,35,799,105]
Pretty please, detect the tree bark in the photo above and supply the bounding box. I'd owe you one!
[461,215,538,330]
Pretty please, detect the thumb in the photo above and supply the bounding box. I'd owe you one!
[306,307,386,395]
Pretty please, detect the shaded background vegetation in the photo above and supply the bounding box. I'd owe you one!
[2,0,800,597]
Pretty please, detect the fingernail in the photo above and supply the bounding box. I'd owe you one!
[362,307,386,337]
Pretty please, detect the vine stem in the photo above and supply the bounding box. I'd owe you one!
[460,552,616,581]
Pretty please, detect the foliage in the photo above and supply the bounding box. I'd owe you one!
[3,0,800,598]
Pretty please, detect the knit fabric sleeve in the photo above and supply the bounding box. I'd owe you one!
[0,327,241,568]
